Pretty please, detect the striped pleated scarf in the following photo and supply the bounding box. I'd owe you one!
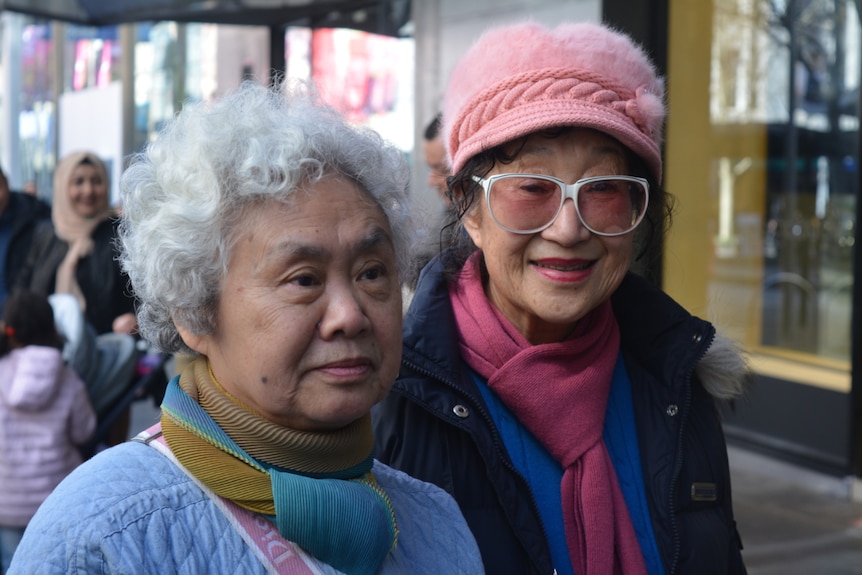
[160,356,398,575]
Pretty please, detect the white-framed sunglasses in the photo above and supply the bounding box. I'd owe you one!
[472,174,649,236]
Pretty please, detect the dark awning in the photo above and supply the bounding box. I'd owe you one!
[0,0,412,36]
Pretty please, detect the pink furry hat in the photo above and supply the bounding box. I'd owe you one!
[443,21,666,182]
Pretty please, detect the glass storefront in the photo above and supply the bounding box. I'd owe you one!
[3,15,415,204]
[65,25,120,92]
[16,19,55,199]
[133,22,195,153]
[666,0,858,472]
[286,26,415,152]
[5,15,124,202]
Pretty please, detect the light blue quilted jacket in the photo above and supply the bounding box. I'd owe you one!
[8,440,484,574]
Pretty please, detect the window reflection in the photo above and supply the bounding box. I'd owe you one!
[18,21,54,200]
[709,0,857,365]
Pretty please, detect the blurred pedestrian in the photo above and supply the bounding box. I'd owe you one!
[16,151,138,445]
[0,291,96,572]
[0,166,50,309]
[422,113,450,206]
[17,151,136,336]
[405,114,458,291]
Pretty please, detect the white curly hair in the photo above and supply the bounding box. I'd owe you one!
[119,81,414,354]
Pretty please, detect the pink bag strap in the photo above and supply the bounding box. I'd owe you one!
[134,423,325,575]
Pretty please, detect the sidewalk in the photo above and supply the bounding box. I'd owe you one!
[729,445,862,575]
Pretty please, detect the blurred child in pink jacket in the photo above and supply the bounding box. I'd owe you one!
[0,291,96,570]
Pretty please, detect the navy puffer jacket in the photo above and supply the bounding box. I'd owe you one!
[374,255,747,575]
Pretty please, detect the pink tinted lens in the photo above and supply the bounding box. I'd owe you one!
[488,176,561,231]
[577,178,646,234]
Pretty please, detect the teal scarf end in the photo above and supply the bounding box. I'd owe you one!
[271,471,397,575]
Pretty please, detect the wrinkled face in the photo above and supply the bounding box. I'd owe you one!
[423,135,450,205]
[463,128,635,345]
[68,163,108,218]
[179,177,403,431]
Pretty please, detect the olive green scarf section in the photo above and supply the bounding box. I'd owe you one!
[160,356,376,515]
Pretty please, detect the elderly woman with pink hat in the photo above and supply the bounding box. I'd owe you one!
[374,21,748,575]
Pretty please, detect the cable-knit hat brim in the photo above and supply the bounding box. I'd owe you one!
[444,22,666,183]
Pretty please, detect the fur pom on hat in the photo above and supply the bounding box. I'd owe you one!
[443,21,666,182]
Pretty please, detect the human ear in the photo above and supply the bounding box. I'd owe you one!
[462,208,484,249]
[174,322,211,356]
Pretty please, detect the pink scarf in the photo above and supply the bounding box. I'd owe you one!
[449,253,646,575]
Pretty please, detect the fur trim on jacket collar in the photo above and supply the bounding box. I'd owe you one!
[696,332,751,400]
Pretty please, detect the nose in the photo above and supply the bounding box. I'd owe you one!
[540,198,592,245]
[79,179,97,198]
[317,283,370,340]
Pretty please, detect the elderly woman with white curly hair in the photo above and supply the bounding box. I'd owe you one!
[9,82,483,575]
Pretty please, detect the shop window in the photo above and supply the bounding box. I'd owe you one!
[286,26,415,152]
[65,24,120,92]
[666,0,858,391]
[17,19,54,199]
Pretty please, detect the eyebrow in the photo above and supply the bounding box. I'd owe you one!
[267,224,393,263]
[355,225,393,255]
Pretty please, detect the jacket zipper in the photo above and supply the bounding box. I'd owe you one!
[403,358,556,575]
[667,329,715,575]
